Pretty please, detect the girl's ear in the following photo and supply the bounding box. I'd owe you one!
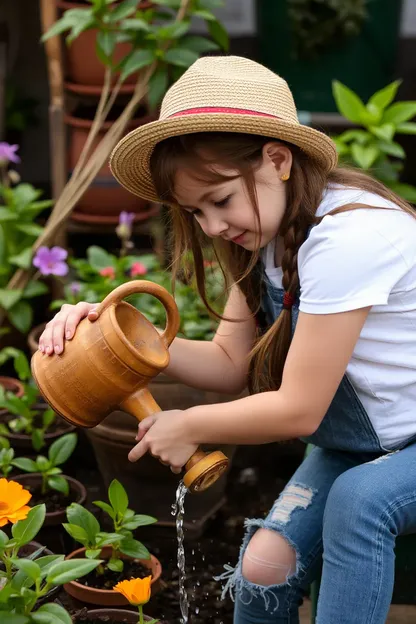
[263,142,293,178]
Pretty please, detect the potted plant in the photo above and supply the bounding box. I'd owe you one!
[0,350,75,452]
[331,79,416,202]
[62,479,161,606]
[0,480,103,622]
[0,347,26,415]
[0,144,53,336]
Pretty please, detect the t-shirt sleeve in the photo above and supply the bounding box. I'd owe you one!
[298,213,410,314]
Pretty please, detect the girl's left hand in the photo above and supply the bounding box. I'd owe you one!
[128,409,198,474]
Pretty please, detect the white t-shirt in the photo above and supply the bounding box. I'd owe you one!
[262,185,416,449]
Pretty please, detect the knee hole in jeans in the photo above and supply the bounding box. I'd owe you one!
[241,528,297,586]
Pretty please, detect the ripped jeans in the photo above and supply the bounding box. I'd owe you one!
[218,443,416,624]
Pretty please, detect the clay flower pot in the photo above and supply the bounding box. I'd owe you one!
[28,323,45,356]
[12,473,87,526]
[0,376,24,417]
[64,546,162,607]
[82,609,156,623]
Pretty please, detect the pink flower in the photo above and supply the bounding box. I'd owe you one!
[33,246,68,276]
[130,262,147,277]
[99,267,116,279]
[0,143,20,165]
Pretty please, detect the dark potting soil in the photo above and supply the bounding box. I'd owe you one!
[81,559,150,590]
[27,483,77,513]
[73,607,136,623]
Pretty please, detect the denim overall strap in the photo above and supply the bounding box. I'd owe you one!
[260,274,385,454]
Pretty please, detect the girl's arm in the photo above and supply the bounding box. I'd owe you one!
[164,285,256,394]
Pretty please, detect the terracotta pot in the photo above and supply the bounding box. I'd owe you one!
[28,323,45,356]
[12,473,87,526]
[84,609,155,623]
[56,1,153,92]
[65,109,158,223]
[64,546,162,606]
[0,376,24,417]
[0,406,76,451]
[32,282,229,494]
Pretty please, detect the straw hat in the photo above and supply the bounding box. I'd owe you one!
[110,56,338,202]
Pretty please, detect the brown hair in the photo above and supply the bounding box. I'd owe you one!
[149,132,415,393]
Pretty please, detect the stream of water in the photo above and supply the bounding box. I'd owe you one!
[172,481,189,624]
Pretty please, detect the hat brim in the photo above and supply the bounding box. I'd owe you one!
[110,113,338,202]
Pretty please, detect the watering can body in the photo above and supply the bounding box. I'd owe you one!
[31,281,228,492]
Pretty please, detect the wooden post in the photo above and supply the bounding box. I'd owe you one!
[0,22,8,141]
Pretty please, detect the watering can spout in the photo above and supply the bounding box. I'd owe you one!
[31,281,229,493]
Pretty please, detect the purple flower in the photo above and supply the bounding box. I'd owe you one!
[0,143,20,165]
[33,246,68,276]
[119,211,135,227]
[69,281,81,295]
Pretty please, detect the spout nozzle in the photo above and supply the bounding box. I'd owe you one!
[183,450,229,493]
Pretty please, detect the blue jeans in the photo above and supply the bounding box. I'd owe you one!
[222,443,416,623]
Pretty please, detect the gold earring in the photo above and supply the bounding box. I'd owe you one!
[281,172,290,181]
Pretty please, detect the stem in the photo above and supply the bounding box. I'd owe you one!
[139,604,144,624]
[3,554,12,581]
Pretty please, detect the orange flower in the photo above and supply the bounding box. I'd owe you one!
[0,479,32,527]
[114,576,152,606]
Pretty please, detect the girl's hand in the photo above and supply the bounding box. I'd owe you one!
[39,302,98,355]
[128,410,198,473]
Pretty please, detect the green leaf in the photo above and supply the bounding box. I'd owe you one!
[47,558,103,584]
[119,538,150,559]
[67,503,101,543]
[32,602,72,624]
[377,140,405,159]
[49,432,77,466]
[368,80,401,111]
[179,35,219,53]
[148,66,168,111]
[97,30,117,59]
[107,557,124,572]
[63,523,89,545]
[0,529,9,547]
[87,246,116,271]
[332,80,368,124]
[156,21,189,40]
[12,505,46,547]
[369,123,395,142]
[8,248,33,270]
[11,457,38,472]
[0,615,28,624]
[8,301,33,334]
[388,182,416,202]
[120,49,154,81]
[0,207,16,220]
[11,558,41,582]
[208,19,229,51]
[93,500,115,519]
[122,514,157,530]
[396,122,416,135]
[32,428,45,452]
[351,144,379,170]
[108,0,138,21]
[165,48,199,68]
[48,475,69,496]
[193,9,216,20]
[42,408,56,429]
[85,548,102,559]
[23,280,49,298]
[15,223,44,237]
[383,102,416,125]
[96,532,122,547]
[0,289,23,310]
[108,479,128,516]
[35,554,65,577]
[120,17,151,32]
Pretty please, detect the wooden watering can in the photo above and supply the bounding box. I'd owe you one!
[31,281,228,493]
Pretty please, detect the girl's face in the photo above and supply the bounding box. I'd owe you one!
[173,142,292,251]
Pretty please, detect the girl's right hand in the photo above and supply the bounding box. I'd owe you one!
[39,302,98,356]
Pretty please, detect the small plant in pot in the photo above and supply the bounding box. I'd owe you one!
[11,432,87,525]
[0,349,75,451]
[63,479,161,606]
[0,479,103,621]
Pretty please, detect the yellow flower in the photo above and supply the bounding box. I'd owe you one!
[0,479,32,527]
[114,576,152,606]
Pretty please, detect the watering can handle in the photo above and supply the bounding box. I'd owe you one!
[94,280,180,347]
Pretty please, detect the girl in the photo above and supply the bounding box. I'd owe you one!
[39,56,416,623]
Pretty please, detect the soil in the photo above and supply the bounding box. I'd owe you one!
[81,559,151,590]
[73,608,136,623]
[26,482,77,513]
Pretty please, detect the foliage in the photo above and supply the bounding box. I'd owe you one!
[42,0,228,110]
[11,433,78,497]
[0,351,56,452]
[63,479,157,576]
[288,0,367,59]
[0,499,102,621]
[332,79,416,202]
